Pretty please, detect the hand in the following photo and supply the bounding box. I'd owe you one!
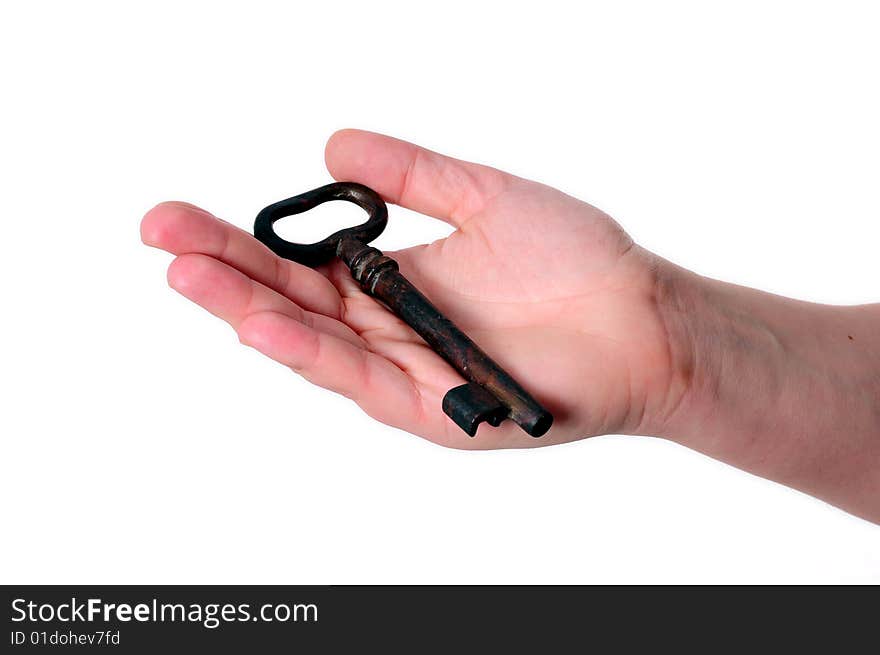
[141,129,679,449]
[143,129,880,521]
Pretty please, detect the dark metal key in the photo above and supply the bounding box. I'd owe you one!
[254,182,552,438]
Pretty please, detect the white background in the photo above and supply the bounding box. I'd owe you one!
[1,1,878,583]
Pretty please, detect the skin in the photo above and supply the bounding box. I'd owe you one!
[141,129,880,523]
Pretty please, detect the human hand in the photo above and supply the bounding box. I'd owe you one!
[141,129,681,449]
[142,129,880,522]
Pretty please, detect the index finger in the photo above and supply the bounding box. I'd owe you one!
[141,201,344,320]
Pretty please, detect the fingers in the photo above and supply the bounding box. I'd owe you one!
[324,129,517,227]
[167,253,362,348]
[141,201,343,319]
[237,310,425,429]
[168,253,426,430]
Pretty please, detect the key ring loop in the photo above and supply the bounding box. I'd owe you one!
[254,182,388,267]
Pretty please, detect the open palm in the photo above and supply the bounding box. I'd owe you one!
[142,130,676,448]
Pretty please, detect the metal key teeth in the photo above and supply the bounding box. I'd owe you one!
[442,383,509,437]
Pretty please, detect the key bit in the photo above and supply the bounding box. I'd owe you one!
[254,182,553,438]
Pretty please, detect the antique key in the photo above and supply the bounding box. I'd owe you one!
[254,182,553,438]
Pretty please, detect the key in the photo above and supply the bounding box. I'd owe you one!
[254,182,553,438]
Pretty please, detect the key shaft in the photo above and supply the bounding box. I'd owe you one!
[338,236,552,437]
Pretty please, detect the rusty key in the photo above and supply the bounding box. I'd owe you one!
[254,182,552,438]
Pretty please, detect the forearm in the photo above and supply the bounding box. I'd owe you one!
[652,262,880,522]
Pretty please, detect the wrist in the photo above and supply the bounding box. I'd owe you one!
[647,260,880,520]
[639,261,728,441]
[647,264,788,444]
